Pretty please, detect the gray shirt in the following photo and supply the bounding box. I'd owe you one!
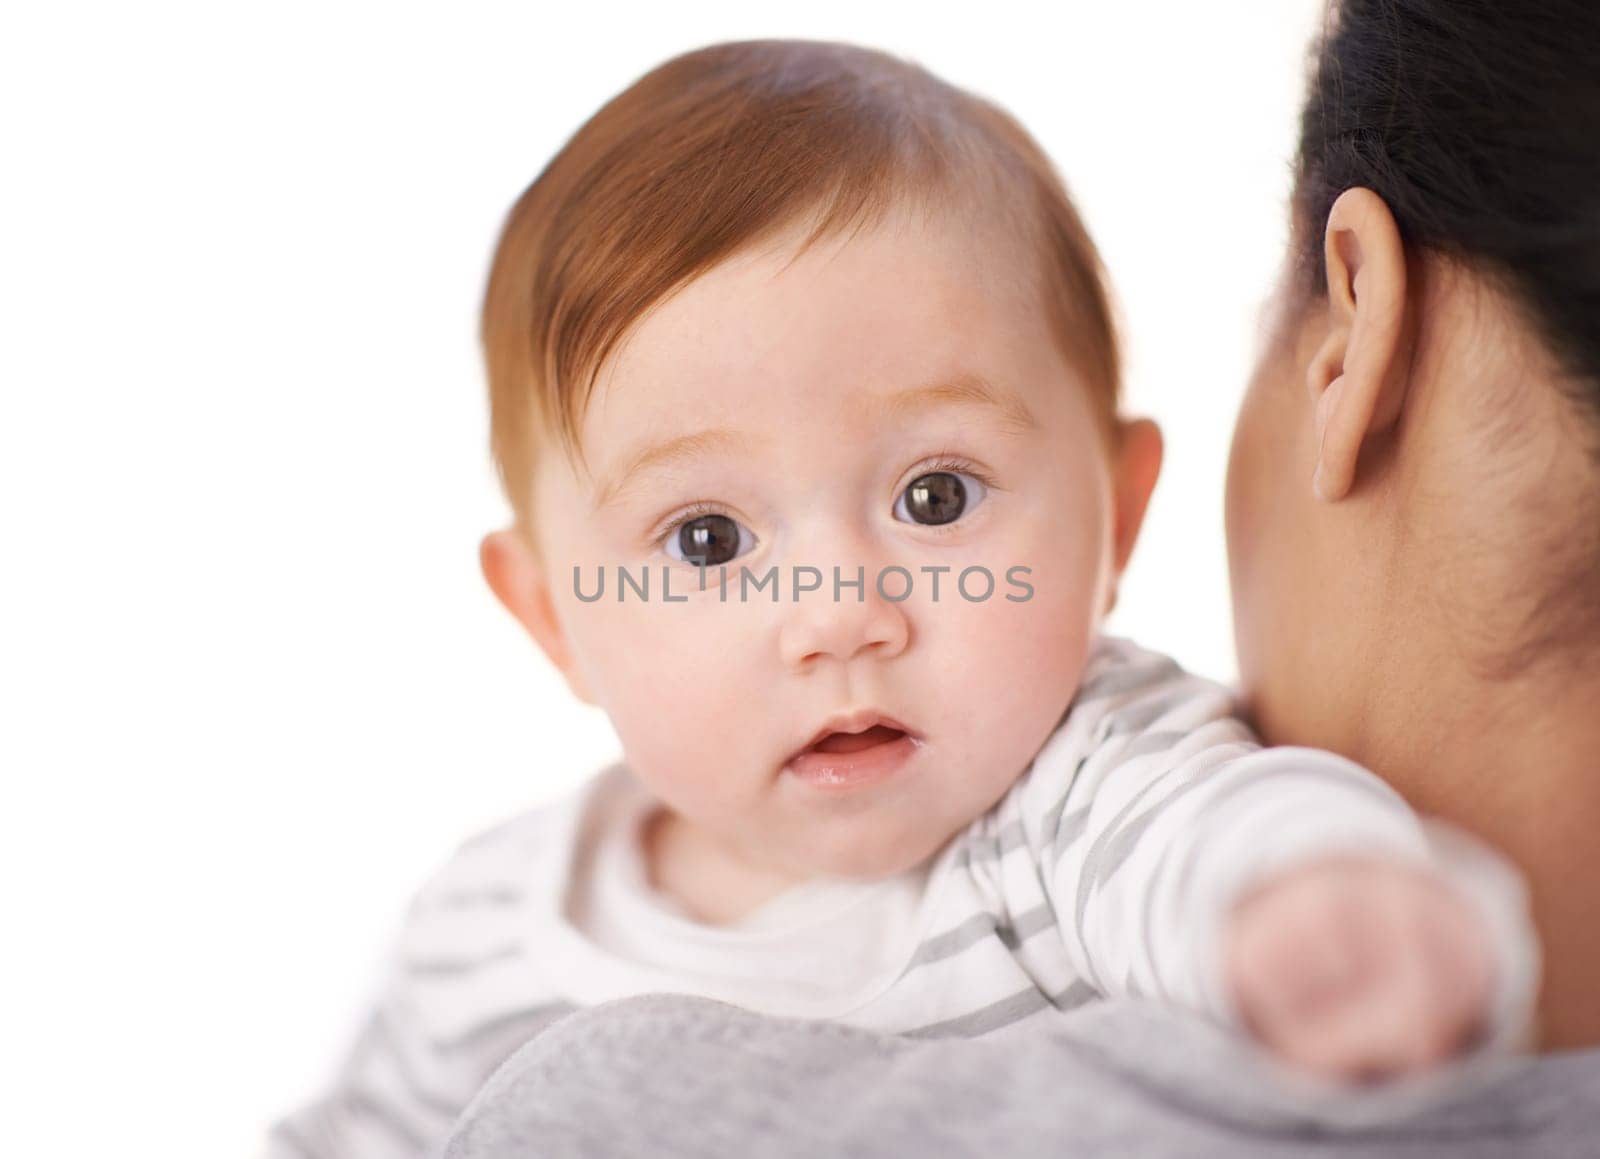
[444,995,1599,1158]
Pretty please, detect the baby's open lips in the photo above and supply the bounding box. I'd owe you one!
[811,724,906,754]
[785,711,920,765]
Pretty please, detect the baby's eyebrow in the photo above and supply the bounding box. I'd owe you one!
[591,372,1037,512]
[874,372,1038,437]
[592,428,754,512]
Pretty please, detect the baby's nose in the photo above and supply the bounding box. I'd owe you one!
[777,563,910,670]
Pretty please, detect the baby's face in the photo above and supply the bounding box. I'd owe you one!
[527,203,1145,885]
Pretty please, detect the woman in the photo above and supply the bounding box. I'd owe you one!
[1225,0,1599,1051]
[443,2,1600,1153]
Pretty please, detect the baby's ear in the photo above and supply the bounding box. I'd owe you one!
[1104,417,1163,615]
[480,528,597,705]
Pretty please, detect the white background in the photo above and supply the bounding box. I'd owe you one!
[0,1,1323,1153]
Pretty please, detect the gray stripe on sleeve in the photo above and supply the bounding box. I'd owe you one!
[1099,691,1198,738]
[1041,754,1092,852]
[1079,771,1219,900]
[1042,729,1209,873]
[1069,654,1181,709]
[903,902,1059,971]
[1052,731,1191,892]
[946,819,1028,876]
[1069,765,1186,956]
[369,1011,465,1120]
[345,1089,430,1153]
[1052,806,1092,861]
[1006,901,1060,945]
[1107,729,1191,762]
[964,817,1028,865]
[431,1001,581,1054]
[1195,759,1402,817]
[900,986,1051,1039]
[423,885,525,911]
[1089,753,1405,913]
[904,912,1005,969]
[1049,978,1099,1010]
[1068,751,1407,959]
[403,942,521,977]
[265,1122,320,1159]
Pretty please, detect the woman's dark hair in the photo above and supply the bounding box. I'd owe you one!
[1293,0,1600,410]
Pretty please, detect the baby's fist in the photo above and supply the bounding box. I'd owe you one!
[1225,856,1496,1082]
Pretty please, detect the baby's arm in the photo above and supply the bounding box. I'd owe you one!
[265,990,461,1159]
[263,885,499,1159]
[1035,640,1538,1079]
[263,815,566,1158]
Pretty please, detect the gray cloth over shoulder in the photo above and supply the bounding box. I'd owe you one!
[444,995,1599,1158]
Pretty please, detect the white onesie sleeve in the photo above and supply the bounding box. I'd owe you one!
[263,807,582,1159]
[1028,637,1538,1046]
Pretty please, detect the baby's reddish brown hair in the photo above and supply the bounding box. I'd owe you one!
[481,39,1120,548]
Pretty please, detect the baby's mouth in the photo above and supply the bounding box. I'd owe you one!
[785,710,922,767]
[807,724,907,754]
[782,715,924,790]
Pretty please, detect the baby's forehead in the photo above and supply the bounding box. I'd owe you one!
[586,207,1049,396]
[541,193,1115,497]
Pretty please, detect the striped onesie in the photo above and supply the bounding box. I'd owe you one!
[267,634,1537,1159]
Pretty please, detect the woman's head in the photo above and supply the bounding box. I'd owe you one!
[1291,2,1600,402]
[1227,0,1600,762]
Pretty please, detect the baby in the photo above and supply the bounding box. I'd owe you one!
[268,39,1537,1159]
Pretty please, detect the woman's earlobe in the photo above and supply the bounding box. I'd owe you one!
[1308,188,1411,502]
[1308,372,1349,500]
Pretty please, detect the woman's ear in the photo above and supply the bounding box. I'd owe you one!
[1307,187,1412,501]
[1103,417,1163,616]
[480,528,597,705]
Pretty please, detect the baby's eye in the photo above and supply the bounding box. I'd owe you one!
[893,469,987,527]
[663,511,757,568]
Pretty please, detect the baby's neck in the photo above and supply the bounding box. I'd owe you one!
[640,806,811,927]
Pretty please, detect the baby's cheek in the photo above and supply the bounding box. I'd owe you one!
[568,601,751,798]
[1013,598,1096,716]
[938,565,1096,771]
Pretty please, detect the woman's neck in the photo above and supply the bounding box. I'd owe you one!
[1339,652,1600,1049]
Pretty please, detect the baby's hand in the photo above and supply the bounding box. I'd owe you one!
[1225,856,1496,1082]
